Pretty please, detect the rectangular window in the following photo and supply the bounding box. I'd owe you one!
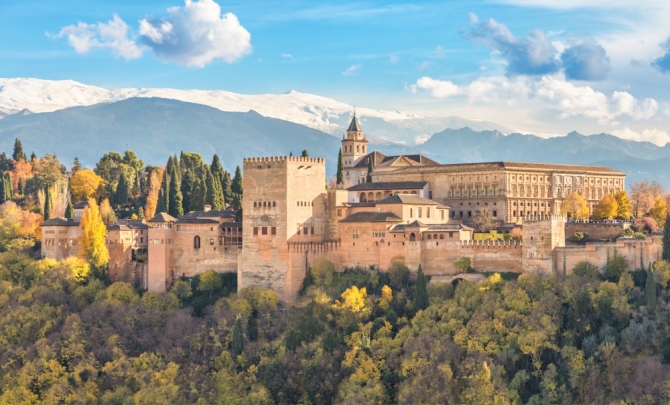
[449,232,454,238]
[441,210,445,220]
[271,227,277,235]
[303,227,308,235]
[451,211,455,218]
[418,207,422,218]
[311,226,314,235]
[337,209,342,217]
[262,227,268,235]
[513,211,517,217]
[426,208,430,218]
[520,211,524,217]
[210,238,215,245]
[253,227,258,235]
[493,211,497,217]
[410,208,413,218]
[468,211,472,217]
[459,211,463,218]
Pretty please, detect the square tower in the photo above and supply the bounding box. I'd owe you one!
[341,113,369,168]
[238,156,328,300]
[522,215,566,274]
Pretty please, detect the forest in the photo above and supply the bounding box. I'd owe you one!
[2,139,670,403]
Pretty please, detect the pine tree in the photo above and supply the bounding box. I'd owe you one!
[301,149,309,157]
[413,264,429,310]
[168,171,184,217]
[663,214,670,261]
[79,199,109,280]
[205,169,225,210]
[231,315,245,355]
[336,148,344,186]
[116,174,129,204]
[646,262,657,312]
[12,139,26,162]
[231,166,243,195]
[72,157,82,173]
[17,177,24,195]
[366,155,374,183]
[30,151,36,162]
[156,188,167,214]
[65,200,74,219]
[44,187,51,220]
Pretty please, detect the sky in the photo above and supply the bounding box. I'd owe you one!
[1,0,670,144]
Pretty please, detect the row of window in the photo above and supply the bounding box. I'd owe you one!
[252,227,277,236]
[253,201,277,208]
[449,188,498,198]
[512,211,551,217]
[408,207,446,220]
[343,144,366,154]
[44,238,78,246]
[297,201,313,207]
[297,226,315,235]
[451,210,498,218]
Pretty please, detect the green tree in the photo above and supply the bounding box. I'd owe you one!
[231,315,245,355]
[455,256,472,272]
[663,213,670,261]
[231,166,243,195]
[366,155,374,183]
[180,170,196,213]
[43,187,51,220]
[301,149,309,157]
[190,178,206,211]
[388,261,410,289]
[604,248,627,282]
[336,148,344,186]
[413,264,429,310]
[79,199,109,279]
[12,138,26,162]
[115,173,129,204]
[17,177,24,195]
[0,176,6,204]
[205,169,225,210]
[221,171,232,204]
[156,171,169,214]
[168,171,184,218]
[170,280,192,308]
[198,270,222,298]
[71,156,82,173]
[4,173,12,200]
[646,262,657,311]
[65,200,74,219]
[211,154,226,185]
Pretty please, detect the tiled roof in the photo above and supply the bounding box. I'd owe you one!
[147,212,177,223]
[340,212,402,223]
[347,114,363,132]
[179,210,236,220]
[107,224,132,231]
[352,151,440,169]
[73,201,89,209]
[41,218,80,227]
[391,222,472,232]
[375,194,440,205]
[347,181,428,191]
[176,218,220,224]
[373,161,625,176]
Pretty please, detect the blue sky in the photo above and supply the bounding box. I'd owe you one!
[1,0,670,143]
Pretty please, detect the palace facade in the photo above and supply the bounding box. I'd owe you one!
[41,114,659,301]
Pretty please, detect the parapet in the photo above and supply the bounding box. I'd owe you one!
[460,239,521,248]
[243,156,326,165]
[523,215,567,223]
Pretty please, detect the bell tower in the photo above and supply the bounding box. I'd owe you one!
[341,112,368,168]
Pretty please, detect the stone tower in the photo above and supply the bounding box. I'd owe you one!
[341,112,368,169]
[522,215,566,275]
[237,156,328,300]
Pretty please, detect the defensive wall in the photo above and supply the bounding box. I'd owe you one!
[565,222,630,241]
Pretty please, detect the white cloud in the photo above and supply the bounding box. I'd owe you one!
[139,0,251,67]
[53,15,144,60]
[342,64,361,76]
[611,127,670,146]
[468,12,478,24]
[411,77,460,98]
[389,55,399,63]
[418,61,432,70]
[435,45,445,58]
[281,53,292,58]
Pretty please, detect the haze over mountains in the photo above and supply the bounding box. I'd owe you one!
[0,78,668,188]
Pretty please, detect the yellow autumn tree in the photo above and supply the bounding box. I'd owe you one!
[379,285,392,310]
[592,194,618,220]
[70,169,104,202]
[561,192,589,220]
[614,190,632,220]
[144,168,164,220]
[649,196,667,228]
[78,198,109,279]
[335,285,368,314]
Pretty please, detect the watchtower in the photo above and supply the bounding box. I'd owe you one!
[522,215,566,274]
[341,112,368,169]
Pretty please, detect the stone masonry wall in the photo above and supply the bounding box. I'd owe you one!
[565,222,629,241]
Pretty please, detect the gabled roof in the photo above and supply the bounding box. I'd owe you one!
[376,194,440,205]
[73,201,89,209]
[352,151,440,169]
[391,222,472,232]
[176,218,220,224]
[373,161,625,176]
[107,224,132,231]
[41,218,80,227]
[147,212,177,223]
[406,220,427,227]
[347,114,363,132]
[179,210,236,220]
[340,212,402,223]
[347,181,428,191]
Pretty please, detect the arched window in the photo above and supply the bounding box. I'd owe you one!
[357,145,360,153]
[254,202,257,207]
[273,201,276,207]
[439,234,444,239]
[194,236,201,249]
[360,193,367,202]
[427,234,432,240]
[263,201,266,207]
[433,234,438,239]
[409,232,416,242]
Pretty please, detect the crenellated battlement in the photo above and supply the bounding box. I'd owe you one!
[523,214,566,222]
[243,156,326,165]
[460,239,522,248]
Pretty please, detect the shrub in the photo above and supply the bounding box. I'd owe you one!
[454,256,472,273]
[388,262,410,289]
[568,232,590,243]
[573,261,599,277]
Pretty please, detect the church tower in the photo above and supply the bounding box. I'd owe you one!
[341,112,368,168]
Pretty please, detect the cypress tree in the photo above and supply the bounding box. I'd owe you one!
[44,187,51,220]
[12,139,26,161]
[156,187,168,215]
[18,177,24,195]
[205,169,225,210]
[231,315,245,355]
[211,154,225,183]
[301,149,309,157]
[231,166,243,195]
[181,170,196,213]
[221,171,232,205]
[157,171,170,214]
[646,262,657,312]
[65,200,74,219]
[0,175,6,204]
[116,174,129,204]
[30,151,36,162]
[5,173,12,200]
[663,214,670,261]
[191,178,206,211]
[138,206,144,220]
[366,155,374,183]
[336,148,344,186]
[413,264,429,310]
[168,171,184,217]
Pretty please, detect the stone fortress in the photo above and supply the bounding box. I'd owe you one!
[41,114,663,300]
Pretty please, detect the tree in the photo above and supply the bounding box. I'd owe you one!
[156,171,169,214]
[198,270,222,298]
[4,173,12,201]
[231,166,243,195]
[455,256,472,272]
[649,196,667,228]
[170,280,192,308]
[115,173,129,204]
[72,157,82,173]
[10,158,32,194]
[592,194,618,220]
[43,187,51,220]
[12,138,26,162]
[70,170,104,202]
[473,207,495,232]
[336,148,344,186]
[301,149,309,157]
[388,261,410,289]
[646,262,657,312]
[366,156,374,183]
[630,180,662,217]
[78,199,109,279]
[0,176,6,204]
[65,200,74,219]
[615,190,632,219]
[231,315,245,355]
[413,264,429,310]
[191,178,206,211]
[168,171,184,218]
[144,167,163,220]
[663,214,670,261]
[211,154,226,186]
[99,198,116,224]
[604,248,627,282]
[309,257,334,288]
[205,169,225,210]
[17,178,24,195]
[561,192,589,220]
[221,171,232,204]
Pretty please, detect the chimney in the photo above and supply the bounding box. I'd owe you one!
[204,205,211,212]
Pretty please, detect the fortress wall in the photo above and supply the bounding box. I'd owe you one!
[565,222,629,240]
[421,240,523,275]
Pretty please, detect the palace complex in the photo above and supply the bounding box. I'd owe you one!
[41,114,662,300]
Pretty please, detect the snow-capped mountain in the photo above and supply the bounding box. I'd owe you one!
[0,78,514,144]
